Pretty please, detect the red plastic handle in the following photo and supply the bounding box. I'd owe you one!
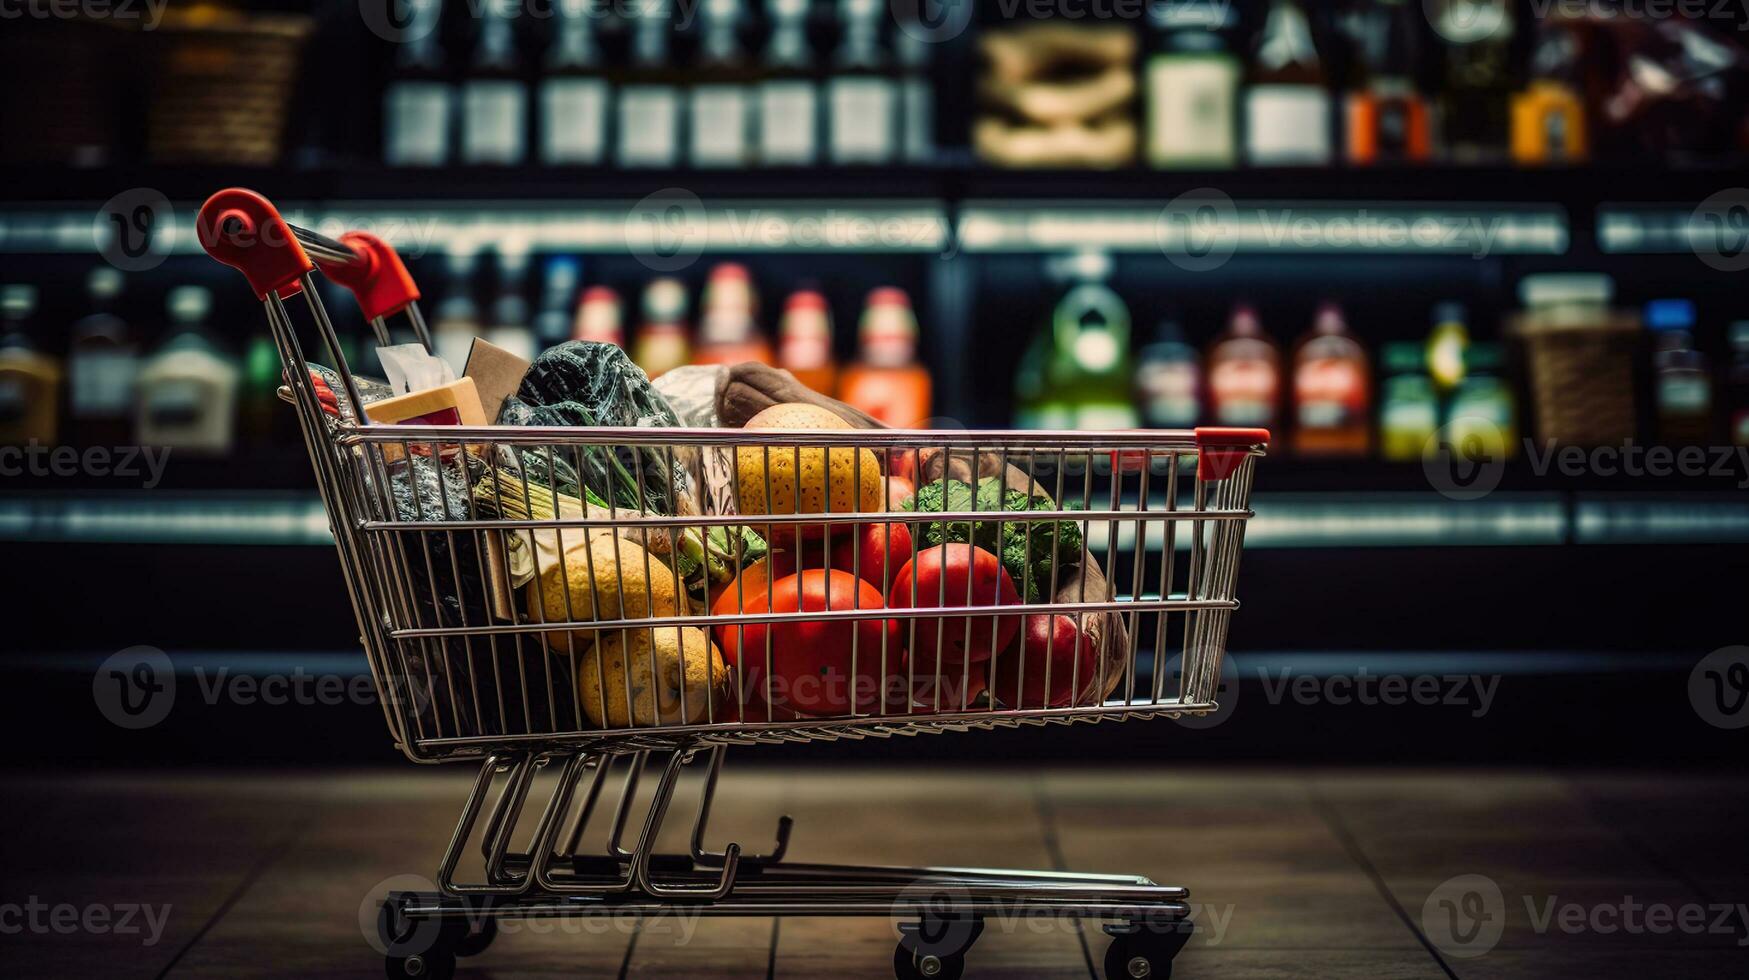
[1194,427,1271,481]
[316,231,421,322]
[197,188,313,301]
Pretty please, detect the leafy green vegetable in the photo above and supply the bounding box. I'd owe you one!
[497,342,690,515]
[904,477,1082,602]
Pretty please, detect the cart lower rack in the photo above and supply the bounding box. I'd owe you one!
[199,189,1268,980]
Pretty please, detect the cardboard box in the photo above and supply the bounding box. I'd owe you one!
[463,337,532,424]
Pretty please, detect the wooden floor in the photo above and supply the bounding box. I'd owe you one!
[1,765,1744,979]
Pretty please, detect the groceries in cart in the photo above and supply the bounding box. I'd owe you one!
[310,330,1142,737]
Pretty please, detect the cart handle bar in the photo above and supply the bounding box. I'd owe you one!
[198,188,420,322]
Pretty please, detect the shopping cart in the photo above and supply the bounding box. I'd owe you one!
[198,189,1268,980]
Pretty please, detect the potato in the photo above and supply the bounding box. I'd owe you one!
[527,535,681,655]
[735,403,882,522]
[578,626,727,728]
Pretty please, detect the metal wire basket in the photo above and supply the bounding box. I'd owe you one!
[200,188,1268,980]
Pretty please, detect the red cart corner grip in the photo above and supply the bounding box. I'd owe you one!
[196,188,313,300]
[1195,427,1270,481]
[317,231,421,322]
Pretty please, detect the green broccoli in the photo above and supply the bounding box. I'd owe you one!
[905,477,1083,602]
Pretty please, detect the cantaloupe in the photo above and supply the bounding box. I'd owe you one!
[734,403,882,525]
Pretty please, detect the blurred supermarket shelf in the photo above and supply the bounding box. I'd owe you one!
[5,491,1746,549]
[1598,204,1744,255]
[957,203,1568,255]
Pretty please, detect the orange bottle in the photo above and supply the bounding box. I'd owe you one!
[777,288,838,395]
[1205,304,1281,431]
[839,287,931,427]
[1290,302,1371,457]
[572,286,623,346]
[692,263,773,366]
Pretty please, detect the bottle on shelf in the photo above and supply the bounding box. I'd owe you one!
[689,0,753,167]
[757,0,819,165]
[1206,304,1281,430]
[617,0,682,167]
[631,277,692,378]
[1426,302,1470,395]
[1445,343,1517,461]
[840,287,931,427]
[1290,302,1371,456]
[1145,0,1240,168]
[693,263,772,365]
[1377,341,1438,461]
[1036,277,1138,431]
[486,252,537,363]
[1726,321,1749,448]
[0,285,59,447]
[572,286,624,346]
[241,319,285,447]
[1134,317,1202,429]
[777,288,838,395]
[136,286,237,454]
[1344,0,1432,165]
[431,254,482,376]
[534,256,581,354]
[894,11,934,164]
[383,0,452,166]
[461,0,528,165]
[1646,299,1711,446]
[828,0,898,165]
[68,267,138,446]
[1244,0,1332,166]
[541,0,610,165]
[1511,19,1588,164]
[1432,0,1514,163]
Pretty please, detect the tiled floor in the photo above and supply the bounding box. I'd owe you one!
[0,766,1744,979]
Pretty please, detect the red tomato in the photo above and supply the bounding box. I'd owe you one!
[887,664,988,715]
[885,448,919,484]
[985,614,1097,709]
[827,521,914,591]
[718,569,904,718]
[888,544,1020,671]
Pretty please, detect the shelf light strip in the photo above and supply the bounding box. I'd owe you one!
[4,494,1746,549]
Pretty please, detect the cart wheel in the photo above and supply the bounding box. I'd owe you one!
[892,942,966,980]
[1103,924,1191,980]
[451,917,497,957]
[384,947,455,980]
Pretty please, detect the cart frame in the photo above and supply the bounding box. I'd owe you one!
[199,189,1266,980]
